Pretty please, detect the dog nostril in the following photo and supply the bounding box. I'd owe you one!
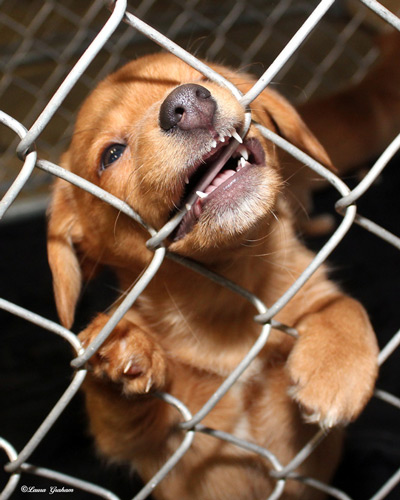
[159,83,216,132]
[175,107,185,119]
[195,87,211,100]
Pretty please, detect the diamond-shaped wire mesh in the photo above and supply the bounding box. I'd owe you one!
[0,0,378,217]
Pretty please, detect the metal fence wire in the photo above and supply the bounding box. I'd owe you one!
[0,0,399,499]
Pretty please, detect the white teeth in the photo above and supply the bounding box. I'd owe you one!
[196,190,208,199]
[237,145,248,160]
[231,130,243,144]
[185,203,192,212]
[238,157,247,169]
[185,176,189,184]
[211,140,217,148]
[219,135,226,143]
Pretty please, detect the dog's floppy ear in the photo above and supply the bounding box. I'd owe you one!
[47,166,84,329]
[211,64,333,169]
[229,78,336,235]
[250,87,333,170]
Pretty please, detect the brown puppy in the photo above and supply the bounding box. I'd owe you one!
[47,53,379,499]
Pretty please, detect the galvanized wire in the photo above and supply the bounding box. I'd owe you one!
[131,392,196,500]
[0,111,37,218]
[360,0,400,30]
[16,0,128,159]
[239,0,336,107]
[0,0,399,499]
[0,439,21,500]
[71,246,166,368]
[19,463,121,500]
[195,425,286,500]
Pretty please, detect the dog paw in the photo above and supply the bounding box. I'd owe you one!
[287,335,377,429]
[79,314,167,395]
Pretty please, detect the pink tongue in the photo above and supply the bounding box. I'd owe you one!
[204,169,235,194]
[193,169,236,219]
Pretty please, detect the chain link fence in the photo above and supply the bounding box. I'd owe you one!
[0,0,399,499]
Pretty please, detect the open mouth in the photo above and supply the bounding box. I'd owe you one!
[172,133,266,241]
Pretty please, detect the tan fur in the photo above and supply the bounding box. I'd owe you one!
[47,53,379,499]
[300,31,400,172]
[288,30,400,234]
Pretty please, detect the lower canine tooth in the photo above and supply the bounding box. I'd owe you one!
[239,157,246,169]
[196,191,208,199]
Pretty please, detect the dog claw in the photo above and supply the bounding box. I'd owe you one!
[123,359,133,374]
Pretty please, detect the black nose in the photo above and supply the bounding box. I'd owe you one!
[159,83,216,131]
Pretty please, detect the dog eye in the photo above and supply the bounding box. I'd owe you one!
[101,143,126,170]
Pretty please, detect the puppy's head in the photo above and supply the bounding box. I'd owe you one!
[48,53,330,327]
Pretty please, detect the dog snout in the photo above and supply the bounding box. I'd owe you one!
[159,83,216,132]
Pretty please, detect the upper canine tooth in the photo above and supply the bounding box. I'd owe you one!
[196,191,208,199]
[185,176,190,184]
[232,130,243,144]
[237,145,248,161]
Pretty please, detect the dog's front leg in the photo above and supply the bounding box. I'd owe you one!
[287,296,379,429]
[77,314,173,462]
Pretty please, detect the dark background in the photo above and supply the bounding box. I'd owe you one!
[0,156,399,499]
